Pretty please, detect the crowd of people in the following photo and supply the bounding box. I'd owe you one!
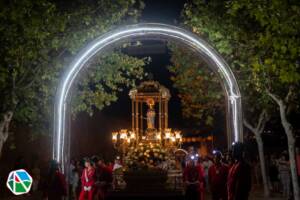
[41,146,249,200]
[183,146,300,200]
[8,144,300,200]
[39,156,120,200]
[183,142,251,200]
[268,151,295,198]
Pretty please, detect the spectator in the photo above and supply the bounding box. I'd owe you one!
[95,157,113,200]
[196,157,206,200]
[227,142,251,200]
[31,161,41,193]
[43,160,67,200]
[296,148,300,184]
[269,154,279,192]
[71,167,80,199]
[278,153,290,198]
[202,155,213,191]
[79,158,96,200]
[184,159,204,200]
[113,156,123,171]
[209,151,229,200]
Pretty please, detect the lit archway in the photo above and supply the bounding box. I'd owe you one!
[53,23,243,170]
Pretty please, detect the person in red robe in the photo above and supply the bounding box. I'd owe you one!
[209,151,229,200]
[184,158,205,200]
[95,158,113,200]
[196,158,206,200]
[227,142,251,200]
[79,158,96,200]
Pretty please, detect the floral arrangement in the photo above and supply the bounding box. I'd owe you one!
[125,142,168,170]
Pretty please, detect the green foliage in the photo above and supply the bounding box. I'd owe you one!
[72,52,149,117]
[176,0,300,125]
[168,44,223,126]
[0,0,147,134]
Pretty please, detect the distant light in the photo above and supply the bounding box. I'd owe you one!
[191,155,195,160]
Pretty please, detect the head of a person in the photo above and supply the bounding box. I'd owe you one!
[187,159,195,167]
[76,160,82,167]
[97,158,105,167]
[49,160,60,175]
[232,142,245,161]
[196,157,203,165]
[115,156,121,164]
[84,158,92,168]
[91,156,99,167]
[70,159,75,165]
[213,151,223,164]
[280,153,288,161]
[188,146,194,153]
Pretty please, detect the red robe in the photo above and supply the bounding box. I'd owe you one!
[95,165,113,200]
[44,170,67,200]
[208,163,228,200]
[184,165,205,200]
[227,161,251,200]
[79,167,96,200]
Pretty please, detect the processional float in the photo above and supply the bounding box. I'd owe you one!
[112,81,182,156]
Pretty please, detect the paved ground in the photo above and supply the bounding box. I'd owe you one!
[4,187,287,200]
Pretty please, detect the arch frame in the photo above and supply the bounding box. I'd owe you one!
[53,23,243,170]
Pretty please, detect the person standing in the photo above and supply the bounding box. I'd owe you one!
[196,158,206,200]
[296,148,300,185]
[95,158,113,200]
[31,162,41,193]
[184,159,204,200]
[112,156,123,171]
[70,167,79,199]
[269,154,279,192]
[43,160,67,200]
[79,158,96,200]
[278,153,291,198]
[227,142,251,200]
[202,156,213,191]
[209,151,229,200]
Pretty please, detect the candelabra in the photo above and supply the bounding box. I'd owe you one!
[112,128,182,157]
[112,129,136,157]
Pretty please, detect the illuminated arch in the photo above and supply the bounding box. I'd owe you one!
[53,23,243,169]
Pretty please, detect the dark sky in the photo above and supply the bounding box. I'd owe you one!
[141,0,185,24]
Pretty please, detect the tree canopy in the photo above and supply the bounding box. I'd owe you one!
[170,0,300,126]
[168,44,223,127]
[0,0,147,138]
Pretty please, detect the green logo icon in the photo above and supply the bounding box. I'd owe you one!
[6,169,33,195]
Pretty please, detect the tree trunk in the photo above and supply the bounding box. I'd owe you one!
[0,111,13,158]
[286,133,299,200]
[244,115,270,197]
[281,116,299,200]
[256,136,270,197]
[267,91,300,200]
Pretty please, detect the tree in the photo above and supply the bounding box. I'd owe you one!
[168,44,224,127]
[229,1,300,198]
[0,0,147,157]
[182,0,300,198]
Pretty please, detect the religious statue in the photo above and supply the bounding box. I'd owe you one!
[146,98,155,130]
